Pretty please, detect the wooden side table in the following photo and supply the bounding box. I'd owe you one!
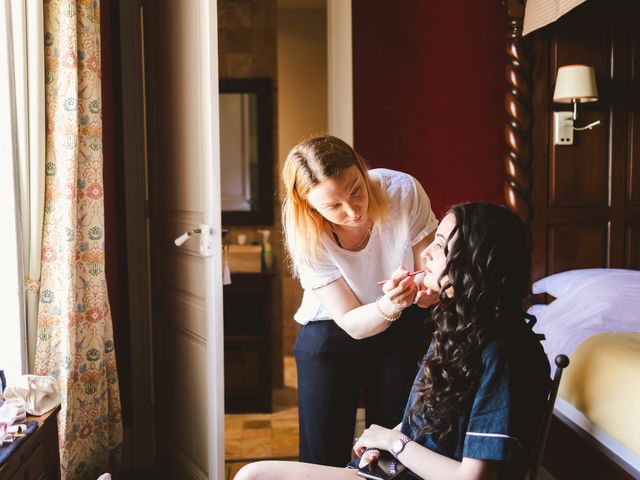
[0,406,60,480]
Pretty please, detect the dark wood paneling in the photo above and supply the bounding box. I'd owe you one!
[630,2,640,84]
[549,109,610,206]
[628,111,640,204]
[528,0,640,281]
[626,224,640,269]
[543,415,637,480]
[547,223,609,273]
[550,1,612,85]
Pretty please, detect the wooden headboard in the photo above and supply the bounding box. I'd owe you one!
[503,0,640,282]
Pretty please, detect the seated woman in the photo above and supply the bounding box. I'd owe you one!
[234,203,550,480]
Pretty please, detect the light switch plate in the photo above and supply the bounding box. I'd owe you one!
[554,111,574,145]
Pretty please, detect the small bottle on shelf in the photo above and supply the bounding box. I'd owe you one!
[257,229,273,271]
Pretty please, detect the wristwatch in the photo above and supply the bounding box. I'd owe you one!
[390,434,411,459]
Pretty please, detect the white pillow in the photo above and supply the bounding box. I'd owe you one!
[532,268,632,298]
[526,302,547,316]
[530,270,640,364]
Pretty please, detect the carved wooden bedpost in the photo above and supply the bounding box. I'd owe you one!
[504,0,532,224]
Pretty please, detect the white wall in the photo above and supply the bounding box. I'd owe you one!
[277,6,328,166]
[276,3,328,352]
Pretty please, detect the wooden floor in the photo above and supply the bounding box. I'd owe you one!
[225,461,250,480]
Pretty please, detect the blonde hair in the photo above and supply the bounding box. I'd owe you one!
[281,135,388,277]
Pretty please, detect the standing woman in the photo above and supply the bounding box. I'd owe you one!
[282,135,439,466]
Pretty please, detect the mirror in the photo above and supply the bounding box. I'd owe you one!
[220,78,274,225]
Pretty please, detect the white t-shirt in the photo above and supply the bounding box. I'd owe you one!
[293,168,438,324]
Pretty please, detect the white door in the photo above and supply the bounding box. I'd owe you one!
[145,0,224,478]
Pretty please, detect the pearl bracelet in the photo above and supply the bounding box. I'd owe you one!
[376,296,402,322]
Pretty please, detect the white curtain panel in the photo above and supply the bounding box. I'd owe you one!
[523,0,588,36]
[11,0,46,372]
[0,0,27,381]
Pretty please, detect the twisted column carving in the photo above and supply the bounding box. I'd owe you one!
[504,0,532,224]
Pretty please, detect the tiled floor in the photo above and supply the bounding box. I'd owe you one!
[225,356,300,462]
[224,356,365,479]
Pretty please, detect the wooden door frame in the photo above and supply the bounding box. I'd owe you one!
[199,1,226,478]
[118,0,155,469]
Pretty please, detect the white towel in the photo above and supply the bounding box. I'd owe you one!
[3,375,60,416]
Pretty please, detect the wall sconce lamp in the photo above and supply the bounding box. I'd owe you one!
[553,64,601,145]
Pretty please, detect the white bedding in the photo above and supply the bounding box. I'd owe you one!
[528,269,640,476]
[529,270,640,365]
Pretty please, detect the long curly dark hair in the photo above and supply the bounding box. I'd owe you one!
[408,203,531,444]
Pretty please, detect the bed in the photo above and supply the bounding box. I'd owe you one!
[528,270,640,479]
[501,1,640,477]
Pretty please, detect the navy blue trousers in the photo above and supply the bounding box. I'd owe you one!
[293,305,430,467]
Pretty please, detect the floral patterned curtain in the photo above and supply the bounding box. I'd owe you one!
[35,0,123,478]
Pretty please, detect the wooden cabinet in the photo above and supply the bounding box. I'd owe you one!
[223,272,273,412]
[0,407,60,480]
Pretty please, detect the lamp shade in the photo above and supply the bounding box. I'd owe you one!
[553,65,598,103]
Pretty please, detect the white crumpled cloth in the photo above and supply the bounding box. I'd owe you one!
[2,375,60,416]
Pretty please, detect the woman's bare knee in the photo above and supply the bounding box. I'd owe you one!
[233,462,261,480]
[233,460,352,480]
[233,461,288,480]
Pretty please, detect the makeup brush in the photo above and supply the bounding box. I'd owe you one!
[376,269,425,285]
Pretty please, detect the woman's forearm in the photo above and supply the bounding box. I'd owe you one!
[336,299,402,339]
[314,276,412,340]
[398,441,498,480]
[355,425,498,480]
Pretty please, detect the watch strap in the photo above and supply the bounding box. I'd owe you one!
[391,434,411,458]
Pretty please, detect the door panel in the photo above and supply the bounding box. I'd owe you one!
[626,224,640,269]
[547,222,609,273]
[549,109,610,206]
[145,0,224,478]
[629,111,640,205]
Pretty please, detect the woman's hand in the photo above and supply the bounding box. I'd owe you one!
[353,424,400,467]
[415,285,439,308]
[381,267,418,309]
[357,448,380,468]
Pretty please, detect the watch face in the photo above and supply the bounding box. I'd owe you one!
[391,436,410,457]
[392,439,403,454]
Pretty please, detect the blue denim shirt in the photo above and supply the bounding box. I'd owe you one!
[398,326,550,480]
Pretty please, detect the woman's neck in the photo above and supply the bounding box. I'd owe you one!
[329,218,373,251]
